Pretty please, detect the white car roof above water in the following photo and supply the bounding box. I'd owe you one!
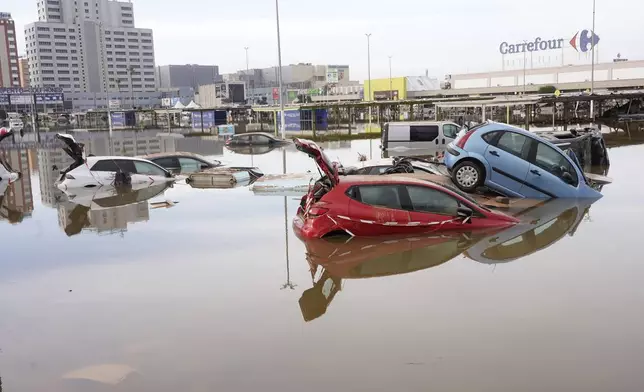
[85,156,159,164]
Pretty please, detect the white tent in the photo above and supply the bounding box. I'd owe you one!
[185,100,201,109]
[173,101,185,109]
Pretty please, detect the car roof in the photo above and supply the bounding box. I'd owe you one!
[234,132,277,138]
[339,174,447,186]
[86,156,159,164]
[142,152,206,160]
[387,121,457,126]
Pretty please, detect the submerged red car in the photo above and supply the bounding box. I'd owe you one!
[293,139,519,239]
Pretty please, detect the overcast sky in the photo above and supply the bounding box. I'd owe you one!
[6,0,644,81]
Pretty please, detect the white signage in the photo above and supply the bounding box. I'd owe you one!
[108,99,121,109]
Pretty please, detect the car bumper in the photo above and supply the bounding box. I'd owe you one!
[293,213,339,239]
[443,145,465,169]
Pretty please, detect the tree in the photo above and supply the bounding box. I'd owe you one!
[538,85,557,94]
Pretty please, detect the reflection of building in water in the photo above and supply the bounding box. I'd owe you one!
[57,201,150,236]
[89,202,149,233]
[0,148,34,216]
[38,148,73,207]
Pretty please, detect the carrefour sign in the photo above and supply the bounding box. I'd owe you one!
[499,30,600,54]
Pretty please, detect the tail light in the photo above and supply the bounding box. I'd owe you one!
[65,174,76,180]
[225,138,232,145]
[456,130,476,149]
[308,206,329,217]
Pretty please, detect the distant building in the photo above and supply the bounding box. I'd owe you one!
[157,65,221,90]
[24,0,157,96]
[18,56,29,87]
[0,12,20,88]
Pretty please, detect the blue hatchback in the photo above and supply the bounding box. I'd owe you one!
[444,122,602,199]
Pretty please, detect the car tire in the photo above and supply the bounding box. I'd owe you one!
[452,161,484,193]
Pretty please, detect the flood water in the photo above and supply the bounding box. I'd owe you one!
[1,131,644,391]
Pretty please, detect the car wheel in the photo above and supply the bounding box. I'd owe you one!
[452,161,483,192]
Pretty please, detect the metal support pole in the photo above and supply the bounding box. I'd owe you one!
[366,33,372,131]
[590,0,596,122]
[388,55,393,100]
[275,0,286,139]
[245,47,251,105]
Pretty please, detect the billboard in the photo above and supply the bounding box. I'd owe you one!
[109,99,121,109]
[0,12,11,20]
[161,98,171,107]
[202,111,215,128]
[111,112,125,127]
[272,88,279,100]
[217,124,235,136]
[277,110,301,131]
[192,112,203,129]
[0,95,8,105]
[499,30,600,54]
[10,95,34,105]
[35,93,64,103]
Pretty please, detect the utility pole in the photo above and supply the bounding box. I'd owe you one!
[244,46,251,105]
[275,0,286,139]
[128,65,135,109]
[590,0,596,122]
[366,33,372,130]
[388,55,393,100]
[523,40,527,94]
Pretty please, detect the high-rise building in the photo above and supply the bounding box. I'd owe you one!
[0,12,20,88]
[18,56,29,87]
[157,64,221,90]
[24,0,157,94]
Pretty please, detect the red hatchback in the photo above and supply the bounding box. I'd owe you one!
[293,139,519,239]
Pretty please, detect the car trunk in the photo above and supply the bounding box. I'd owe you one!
[294,138,339,214]
[56,133,86,181]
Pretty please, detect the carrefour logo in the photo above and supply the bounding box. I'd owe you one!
[499,30,600,54]
[569,30,600,52]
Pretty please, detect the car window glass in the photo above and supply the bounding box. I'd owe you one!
[133,161,167,176]
[371,166,390,174]
[178,157,202,172]
[358,185,403,210]
[443,124,459,139]
[481,131,500,144]
[534,142,578,186]
[251,135,268,143]
[153,157,178,168]
[496,132,528,157]
[406,185,460,215]
[90,160,119,172]
[410,125,439,142]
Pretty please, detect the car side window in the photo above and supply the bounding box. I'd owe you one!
[153,157,179,168]
[406,185,460,215]
[251,135,268,143]
[534,142,579,186]
[357,185,403,210]
[410,125,439,142]
[133,161,167,176]
[481,131,500,145]
[371,166,390,175]
[443,124,459,139]
[495,132,529,158]
[178,157,203,172]
[91,160,120,172]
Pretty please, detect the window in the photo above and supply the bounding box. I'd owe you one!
[178,157,205,172]
[141,32,151,37]
[54,34,66,39]
[152,157,179,169]
[91,159,135,172]
[134,161,167,176]
[127,38,138,43]
[443,124,459,139]
[533,142,578,186]
[406,186,460,216]
[495,132,529,158]
[481,131,500,144]
[38,34,51,38]
[410,125,439,142]
[356,185,403,210]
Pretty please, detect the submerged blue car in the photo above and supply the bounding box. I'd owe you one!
[444,122,602,199]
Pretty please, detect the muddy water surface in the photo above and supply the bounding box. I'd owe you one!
[0,134,643,392]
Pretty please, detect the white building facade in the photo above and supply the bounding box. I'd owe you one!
[24,0,157,97]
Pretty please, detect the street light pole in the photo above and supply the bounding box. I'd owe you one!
[366,33,372,130]
[388,55,393,100]
[590,0,596,122]
[275,0,286,139]
[523,40,527,94]
[244,46,251,105]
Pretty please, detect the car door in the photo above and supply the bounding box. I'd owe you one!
[251,134,271,145]
[132,160,170,184]
[484,131,537,197]
[524,140,581,198]
[409,125,440,155]
[441,123,460,148]
[89,159,127,184]
[347,185,411,234]
[152,157,181,173]
[404,184,468,230]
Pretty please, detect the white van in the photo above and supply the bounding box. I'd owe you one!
[381,121,461,157]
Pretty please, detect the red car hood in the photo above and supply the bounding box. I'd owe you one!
[294,138,339,186]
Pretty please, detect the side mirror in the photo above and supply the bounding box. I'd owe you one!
[457,206,473,224]
[201,164,210,169]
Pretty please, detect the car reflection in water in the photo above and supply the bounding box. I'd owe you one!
[225,144,281,156]
[58,182,173,237]
[465,198,599,264]
[297,197,600,322]
[297,230,496,322]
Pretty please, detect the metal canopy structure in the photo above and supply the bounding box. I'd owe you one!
[435,95,542,109]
